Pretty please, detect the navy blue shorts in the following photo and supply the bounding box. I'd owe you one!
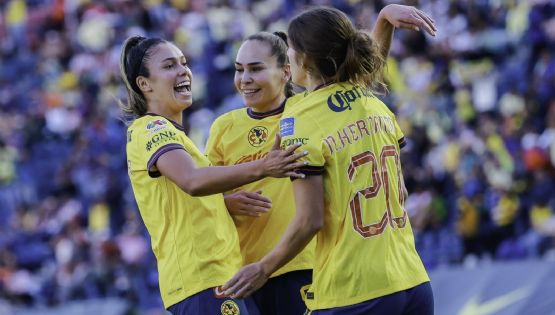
[246,269,312,315]
[167,287,255,315]
[310,282,434,315]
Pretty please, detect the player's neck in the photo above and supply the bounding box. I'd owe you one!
[307,76,330,92]
[251,96,286,113]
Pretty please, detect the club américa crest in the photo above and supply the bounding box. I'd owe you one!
[247,126,269,147]
[221,300,240,315]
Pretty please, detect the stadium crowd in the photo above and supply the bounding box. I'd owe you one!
[0,0,554,313]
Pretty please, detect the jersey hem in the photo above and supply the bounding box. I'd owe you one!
[270,265,313,278]
[306,278,430,310]
[162,277,233,309]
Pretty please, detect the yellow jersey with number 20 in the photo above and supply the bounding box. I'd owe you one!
[280,83,429,310]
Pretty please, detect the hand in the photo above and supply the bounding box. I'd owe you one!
[380,4,437,36]
[223,263,269,298]
[224,190,272,217]
[261,134,308,179]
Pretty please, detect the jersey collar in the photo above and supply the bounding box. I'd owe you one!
[246,99,286,120]
[312,81,333,92]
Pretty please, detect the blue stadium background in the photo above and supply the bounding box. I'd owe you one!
[0,0,554,314]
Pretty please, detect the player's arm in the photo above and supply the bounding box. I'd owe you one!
[156,135,308,196]
[370,4,436,60]
[223,175,324,298]
[205,120,272,215]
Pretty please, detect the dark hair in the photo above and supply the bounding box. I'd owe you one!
[287,7,385,91]
[119,36,166,117]
[244,31,294,97]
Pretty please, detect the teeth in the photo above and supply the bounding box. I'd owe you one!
[175,82,190,88]
[243,89,258,94]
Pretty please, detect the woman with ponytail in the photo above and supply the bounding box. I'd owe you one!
[206,31,314,315]
[120,36,308,315]
[224,5,437,315]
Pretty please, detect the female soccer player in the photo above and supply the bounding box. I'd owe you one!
[120,36,307,315]
[206,31,314,315]
[224,5,436,315]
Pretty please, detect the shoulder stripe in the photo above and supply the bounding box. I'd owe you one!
[147,143,185,178]
[398,137,406,149]
[293,165,325,177]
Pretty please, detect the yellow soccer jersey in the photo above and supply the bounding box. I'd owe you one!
[126,114,242,308]
[280,83,429,310]
[206,98,315,278]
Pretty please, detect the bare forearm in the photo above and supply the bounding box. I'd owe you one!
[370,4,437,60]
[259,214,320,276]
[259,176,324,276]
[222,176,324,298]
[371,10,395,60]
[157,138,306,196]
[180,161,264,196]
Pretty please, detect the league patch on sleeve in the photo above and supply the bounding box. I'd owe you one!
[280,117,295,137]
[146,119,168,134]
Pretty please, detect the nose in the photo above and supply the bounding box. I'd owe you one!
[241,70,253,84]
[178,63,189,76]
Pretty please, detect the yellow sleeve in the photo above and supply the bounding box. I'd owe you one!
[280,113,325,176]
[205,114,231,166]
[135,118,185,177]
[393,116,406,149]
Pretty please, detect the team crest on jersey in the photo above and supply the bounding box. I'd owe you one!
[247,126,268,147]
[280,117,295,136]
[146,119,168,134]
[327,86,370,112]
[221,300,240,315]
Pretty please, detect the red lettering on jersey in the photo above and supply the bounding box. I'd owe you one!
[234,150,269,165]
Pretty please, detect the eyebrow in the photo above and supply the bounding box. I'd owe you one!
[235,61,265,66]
[162,57,186,63]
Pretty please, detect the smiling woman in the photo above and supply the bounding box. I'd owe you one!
[120,37,192,122]
[118,35,308,315]
[233,32,291,112]
[206,31,315,315]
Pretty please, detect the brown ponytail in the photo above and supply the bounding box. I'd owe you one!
[288,7,386,92]
[338,30,386,91]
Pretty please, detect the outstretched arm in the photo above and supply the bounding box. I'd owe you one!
[157,135,308,196]
[371,4,436,60]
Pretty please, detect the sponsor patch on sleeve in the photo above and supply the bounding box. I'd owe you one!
[280,117,295,137]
